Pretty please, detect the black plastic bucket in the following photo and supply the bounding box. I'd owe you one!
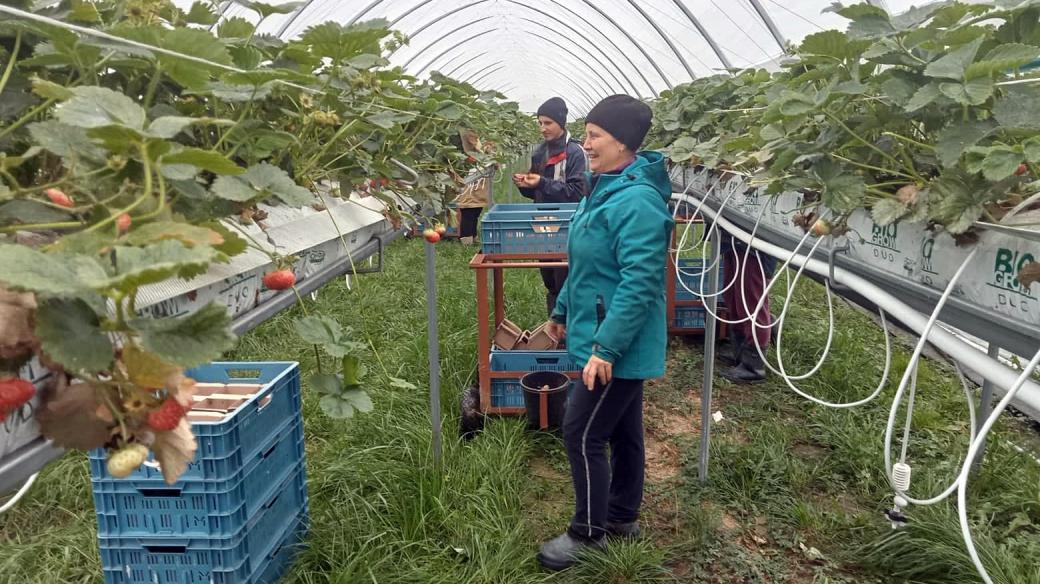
[520,371,570,431]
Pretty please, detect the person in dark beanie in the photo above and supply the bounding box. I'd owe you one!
[513,97,589,316]
[538,95,673,571]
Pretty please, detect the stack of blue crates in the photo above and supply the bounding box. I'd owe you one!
[489,349,578,408]
[480,203,578,255]
[673,258,727,329]
[89,362,308,584]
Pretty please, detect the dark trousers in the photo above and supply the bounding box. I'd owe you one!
[722,246,775,348]
[563,377,645,541]
[459,207,482,237]
[540,267,568,317]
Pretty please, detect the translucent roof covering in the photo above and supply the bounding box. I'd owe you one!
[173,0,926,114]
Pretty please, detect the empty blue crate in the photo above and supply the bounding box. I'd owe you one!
[92,417,305,538]
[90,362,302,483]
[481,203,577,255]
[674,258,726,302]
[100,467,308,584]
[490,349,577,408]
[673,306,707,330]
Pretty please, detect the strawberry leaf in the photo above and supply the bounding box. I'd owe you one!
[35,298,113,373]
[27,120,107,163]
[871,198,909,226]
[211,162,313,206]
[924,36,985,80]
[108,240,222,290]
[318,389,373,419]
[161,148,243,175]
[0,244,105,297]
[55,86,146,131]
[936,120,996,168]
[125,222,225,249]
[130,302,235,368]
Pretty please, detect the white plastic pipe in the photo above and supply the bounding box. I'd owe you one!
[672,192,1040,406]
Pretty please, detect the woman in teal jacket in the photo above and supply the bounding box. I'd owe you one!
[538,95,674,571]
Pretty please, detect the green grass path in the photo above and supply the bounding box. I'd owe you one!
[2,211,1039,583]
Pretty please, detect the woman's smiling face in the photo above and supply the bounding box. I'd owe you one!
[583,123,629,173]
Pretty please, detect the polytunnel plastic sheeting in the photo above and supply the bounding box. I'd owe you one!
[175,0,929,115]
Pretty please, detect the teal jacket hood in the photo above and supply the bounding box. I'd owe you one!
[584,150,672,206]
[553,151,675,380]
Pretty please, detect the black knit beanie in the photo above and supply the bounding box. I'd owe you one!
[585,95,653,152]
[536,97,568,129]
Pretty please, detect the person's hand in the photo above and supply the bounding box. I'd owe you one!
[511,173,525,186]
[547,321,566,341]
[583,355,613,390]
[518,173,542,189]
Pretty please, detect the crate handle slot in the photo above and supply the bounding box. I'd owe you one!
[263,492,281,510]
[138,488,181,497]
[260,440,279,459]
[142,544,188,554]
[224,368,263,380]
[535,357,561,364]
[257,393,273,411]
[268,541,287,560]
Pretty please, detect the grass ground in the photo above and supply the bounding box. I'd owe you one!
[2,182,1040,583]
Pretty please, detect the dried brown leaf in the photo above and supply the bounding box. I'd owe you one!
[152,418,197,484]
[0,285,39,363]
[37,379,113,450]
[166,372,197,408]
[124,345,180,389]
[1019,261,1040,290]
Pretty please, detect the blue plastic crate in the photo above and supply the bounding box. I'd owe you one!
[90,362,302,483]
[480,203,577,255]
[100,467,308,584]
[92,418,305,538]
[673,306,707,330]
[102,512,308,584]
[674,258,727,302]
[489,350,578,408]
[246,512,309,584]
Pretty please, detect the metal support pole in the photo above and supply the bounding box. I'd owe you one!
[699,227,721,484]
[972,343,1000,471]
[746,0,788,52]
[425,242,442,464]
[487,166,496,207]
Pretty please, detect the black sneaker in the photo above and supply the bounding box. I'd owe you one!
[605,520,641,540]
[536,532,606,571]
[720,363,767,384]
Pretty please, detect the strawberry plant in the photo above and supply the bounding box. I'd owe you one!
[0,0,533,482]
[649,0,1040,236]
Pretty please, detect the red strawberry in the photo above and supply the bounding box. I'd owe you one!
[116,213,132,233]
[434,224,447,236]
[147,398,185,431]
[1015,163,1028,176]
[467,155,476,163]
[423,228,441,243]
[45,188,73,208]
[263,269,296,290]
[0,378,35,420]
